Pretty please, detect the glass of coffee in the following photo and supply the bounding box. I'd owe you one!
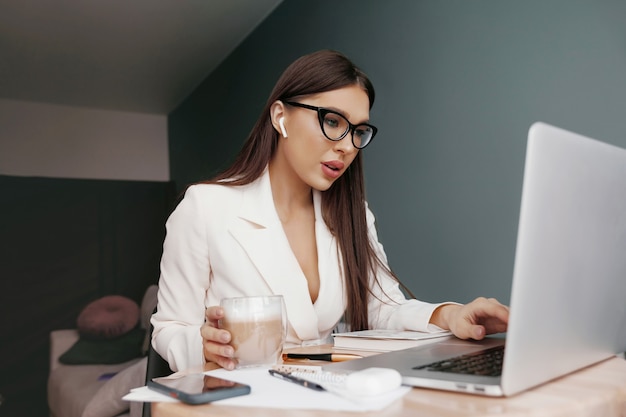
[219,295,287,368]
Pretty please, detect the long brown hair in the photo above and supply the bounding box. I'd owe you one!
[205,50,410,330]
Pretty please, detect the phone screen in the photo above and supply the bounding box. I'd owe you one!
[148,373,251,404]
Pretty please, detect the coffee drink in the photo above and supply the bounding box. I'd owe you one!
[219,295,286,368]
[220,318,284,366]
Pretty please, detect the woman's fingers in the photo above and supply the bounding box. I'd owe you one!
[201,306,236,370]
[449,297,509,340]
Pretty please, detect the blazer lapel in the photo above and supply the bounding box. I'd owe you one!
[229,170,321,341]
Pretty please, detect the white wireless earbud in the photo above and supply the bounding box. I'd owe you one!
[279,117,288,137]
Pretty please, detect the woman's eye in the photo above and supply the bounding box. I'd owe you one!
[324,116,340,129]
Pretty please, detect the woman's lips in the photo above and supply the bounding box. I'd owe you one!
[321,161,345,179]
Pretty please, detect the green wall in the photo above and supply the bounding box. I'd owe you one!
[168,0,626,305]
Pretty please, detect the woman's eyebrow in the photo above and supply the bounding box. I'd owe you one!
[323,106,370,125]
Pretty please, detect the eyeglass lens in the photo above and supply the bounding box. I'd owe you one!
[320,110,374,149]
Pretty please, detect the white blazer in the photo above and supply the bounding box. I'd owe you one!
[151,169,445,371]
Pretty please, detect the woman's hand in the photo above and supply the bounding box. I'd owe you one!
[431,297,509,340]
[201,306,236,370]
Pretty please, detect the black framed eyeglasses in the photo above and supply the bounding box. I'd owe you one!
[284,101,377,149]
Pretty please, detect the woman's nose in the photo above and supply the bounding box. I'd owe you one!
[333,132,358,153]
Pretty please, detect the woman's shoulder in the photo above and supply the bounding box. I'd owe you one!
[363,200,377,226]
[177,182,247,214]
[184,182,245,198]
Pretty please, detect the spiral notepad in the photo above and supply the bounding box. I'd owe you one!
[271,364,404,400]
[271,365,350,393]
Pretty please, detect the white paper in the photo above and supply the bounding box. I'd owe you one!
[124,366,410,412]
[123,386,178,403]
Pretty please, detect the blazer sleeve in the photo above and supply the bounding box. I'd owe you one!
[151,186,209,372]
[363,203,455,332]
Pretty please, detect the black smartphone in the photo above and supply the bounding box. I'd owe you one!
[147,373,251,404]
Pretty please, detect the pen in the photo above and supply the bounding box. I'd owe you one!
[283,353,362,362]
[268,369,326,391]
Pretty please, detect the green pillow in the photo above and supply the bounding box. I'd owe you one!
[60,327,146,365]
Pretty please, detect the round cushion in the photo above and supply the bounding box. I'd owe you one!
[77,295,140,340]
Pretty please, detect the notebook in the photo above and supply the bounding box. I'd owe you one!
[325,122,626,396]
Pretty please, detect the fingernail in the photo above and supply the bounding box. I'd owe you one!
[220,331,230,343]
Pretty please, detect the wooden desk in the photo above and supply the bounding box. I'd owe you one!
[152,354,626,417]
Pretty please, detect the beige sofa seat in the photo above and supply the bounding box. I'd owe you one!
[48,285,158,417]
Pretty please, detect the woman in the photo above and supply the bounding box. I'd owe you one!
[151,50,509,372]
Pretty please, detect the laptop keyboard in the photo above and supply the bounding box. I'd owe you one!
[413,346,504,377]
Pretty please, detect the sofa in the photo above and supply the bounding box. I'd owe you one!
[48,285,159,417]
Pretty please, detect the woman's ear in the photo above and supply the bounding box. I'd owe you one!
[270,101,287,138]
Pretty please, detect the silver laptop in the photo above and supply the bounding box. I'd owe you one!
[325,122,626,396]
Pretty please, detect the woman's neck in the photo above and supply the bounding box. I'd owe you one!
[268,159,313,224]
